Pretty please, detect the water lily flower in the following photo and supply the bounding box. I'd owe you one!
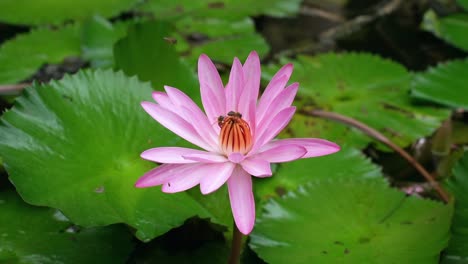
[135,51,340,235]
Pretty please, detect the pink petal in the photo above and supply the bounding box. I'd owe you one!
[251,106,296,153]
[164,86,218,147]
[141,102,212,151]
[256,144,307,163]
[198,54,226,122]
[262,138,341,158]
[241,157,272,177]
[141,147,212,164]
[161,164,206,193]
[227,167,255,235]
[152,91,172,109]
[256,82,298,132]
[135,164,194,188]
[199,162,236,194]
[238,51,260,126]
[183,152,227,163]
[225,58,244,112]
[228,152,245,163]
[256,63,293,121]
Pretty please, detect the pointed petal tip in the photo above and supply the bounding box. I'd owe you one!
[134,180,150,188]
[140,101,154,111]
[237,222,254,235]
[246,50,260,61]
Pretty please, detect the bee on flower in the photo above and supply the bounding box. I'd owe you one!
[135,51,340,235]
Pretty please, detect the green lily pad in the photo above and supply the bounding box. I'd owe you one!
[458,0,468,11]
[266,53,450,150]
[189,32,269,65]
[82,16,134,69]
[0,24,81,84]
[137,0,301,20]
[114,21,199,93]
[254,146,383,200]
[443,151,468,263]
[422,10,468,52]
[411,59,468,109]
[0,0,138,25]
[251,179,453,263]
[0,70,227,241]
[0,190,134,263]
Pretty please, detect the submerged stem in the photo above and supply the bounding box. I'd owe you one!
[228,222,243,264]
[302,109,450,203]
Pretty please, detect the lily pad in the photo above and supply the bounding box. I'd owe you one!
[82,16,133,68]
[137,0,301,20]
[254,146,383,200]
[458,0,468,11]
[443,151,468,263]
[114,21,199,93]
[0,70,227,241]
[0,24,81,84]
[188,31,270,65]
[266,53,450,149]
[251,179,453,263]
[411,59,468,109]
[422,10,468,52]
[0,0,138,25]
[0,190,134,263]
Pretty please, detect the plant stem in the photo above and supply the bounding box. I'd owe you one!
[302,109,451,203]
[0,83,30,95]
[228,222,243,264]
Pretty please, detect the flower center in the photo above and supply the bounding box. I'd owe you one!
[218,111,252,155]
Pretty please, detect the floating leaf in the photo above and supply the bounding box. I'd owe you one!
[0,70,227,241]
[82,16,133,68]
[411,59,468,109]
[422,10,468,52]
[0,24,81,84]
[0,0,138,25]
[137,0,301,20]
[443,151,468,263]
[254,146,382,200]
[114,21,199,94]
[0,190,134,263]
[458,0,468,11]
[266,53,450,149]
[251,179,453,263]
[175,16,269,64]
[189,31,269,65]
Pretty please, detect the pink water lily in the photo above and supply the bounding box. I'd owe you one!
[135,51,340,235]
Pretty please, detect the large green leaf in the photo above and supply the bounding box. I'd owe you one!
[82,16,133,69]
[0,0,138,25]
[137,0,301,20]
[0,24,81,84]
[411,59,468,109]
[114,21,199,94]
[422,10,468,52]
[254,146,383,200]
[458,0,468,11]
[0,70,227,241]
[443,151,468,263]
[176,17,270,65]
[266,53,450,149]
[251,179,453,264]
[189,31,269,65]
[0,190,134,263]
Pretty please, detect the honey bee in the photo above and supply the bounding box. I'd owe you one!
[217,111,242,128]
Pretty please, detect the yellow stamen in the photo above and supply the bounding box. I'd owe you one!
[218,111,252,155]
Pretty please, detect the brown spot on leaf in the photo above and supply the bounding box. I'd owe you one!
[163,37,177,45]
[208,2,225,8]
